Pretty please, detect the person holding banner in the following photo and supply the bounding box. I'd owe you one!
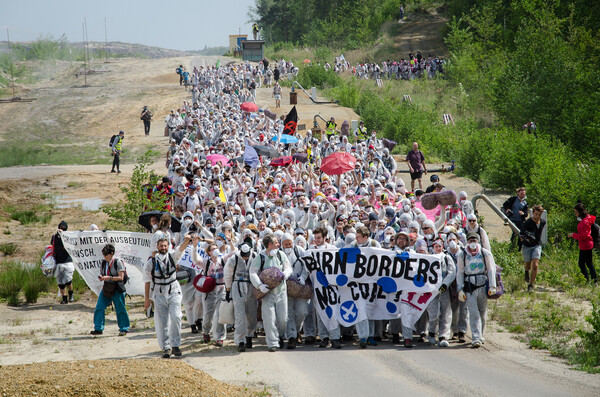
[224,242,258,352]
[90,244,130,336]
[456,232,497,348]
[426,238,456,347]
[281,233,309,350]
[144,237,187,358]
[250,234,292,352]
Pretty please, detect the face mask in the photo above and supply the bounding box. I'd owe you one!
[152,224,158,231]
[302,175,308,181]
[276,206,282,212]
[284,247,293,255]
[275,178,282,184]
[245,182,251,188]
[468,242,478,250]
[448,241,457,250]
[248,193,255,198]
[209,208,216,214]
[577,217,582,221]
[184,219,193,227]
[209,227,216,235]
[384,235,392,243]
[216,241,224,248]
[403,205,411,213]
[426,234,434,240]
[339,204,345,211]
[286,201,292,208]
[224,182,230,188]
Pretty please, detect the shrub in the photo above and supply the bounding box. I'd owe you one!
[297,65,341,90]
[572,293,600,373]
[23,267,50,304]
[0,243,18,256]
[0,263,25,306]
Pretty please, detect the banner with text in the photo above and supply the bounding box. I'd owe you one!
[60,231,153,296]
[301,248,443,331]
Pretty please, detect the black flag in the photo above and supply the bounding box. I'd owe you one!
[283,106,298,135]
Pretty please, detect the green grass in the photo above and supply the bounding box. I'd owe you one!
[0,141,108,167]
[4,204,52,225]
[0,242,18,256]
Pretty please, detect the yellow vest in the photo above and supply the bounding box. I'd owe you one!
[115,137,122,151]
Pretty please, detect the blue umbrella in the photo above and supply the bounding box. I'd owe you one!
[271,134,299,144]
[244,144,260,168]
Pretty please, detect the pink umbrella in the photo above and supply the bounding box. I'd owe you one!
[320,152,357,175]
[206,154,230,166]
[241,102,259,112]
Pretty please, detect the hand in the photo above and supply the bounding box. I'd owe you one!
[259,284,270,294]
[298,278,306,286]
[225,290,232,302]
[458,290,466,302]
[144,299,151,311]
[488,287,497,296]
[439,284,447,293]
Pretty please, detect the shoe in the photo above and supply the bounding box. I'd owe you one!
[111,170,116,173]
[305,336,316,345]
[458,332,466,343]
[331,339,342,349]
[367,337,378,346]
[428,336,437,346]
[287,338,296,350]
[342,334,354,341]
[61,296,68,304]
[68,291,74,302]
[195,319,203,330]
[418,333,426,343]
[118,331,128,337]
[392,334,400,344]
[524,270,530,283]
[162,348,171,358]
[279,338,285,349]
[203,334,211,343]
[404,339,413,348]
[374,336,382,342]
[245,336,253,349]
[451,333,458,340]
[439,339,449,348]
[214,340,223,347]
[471,340,482,349]
[359,338,367,348]
[191,325,198,334]
[319,338,330,348]
[268,346,278,352]
[238,342,246,352]
[527,284,534,293]
[90,330,103,335]
[172,346,182,357]
[117,170,121,173]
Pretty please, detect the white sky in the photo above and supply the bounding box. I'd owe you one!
[0,0,256,50]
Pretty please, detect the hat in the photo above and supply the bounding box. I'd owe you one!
[119,131,124,135]
[466,231,480,242]
[422,220,436,230]
[368,213,378,221]
[205,217,214,225]
[162,176,171,183]
[294,227,305,235]
[430,174,439,182]
[385,208,396,218]
[188,184,197,190]
[467,213,477,221]
[58,221,68,231]
[182,211,194,220]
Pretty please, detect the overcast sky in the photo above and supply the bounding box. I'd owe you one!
[0,0,256,50]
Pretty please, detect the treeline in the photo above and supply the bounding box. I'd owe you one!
[444,0,600,157]
[249,0,398,48]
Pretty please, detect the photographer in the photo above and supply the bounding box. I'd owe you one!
[90,244,130,336]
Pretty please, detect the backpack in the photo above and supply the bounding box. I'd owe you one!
[462,249,504,299]
[591,219,600,250]
[109,134,118,147]
[176,67,182,75]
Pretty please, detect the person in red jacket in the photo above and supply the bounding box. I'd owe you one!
[568,203,597,283]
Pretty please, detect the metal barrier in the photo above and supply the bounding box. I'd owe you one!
[471,194,521,235]
[291,81,337,104]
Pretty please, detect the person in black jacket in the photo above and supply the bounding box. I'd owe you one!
[52,221,74,304]
[519,205,545,292]
[502,187,528,246]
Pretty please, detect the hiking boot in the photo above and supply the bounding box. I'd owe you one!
[331,339,342,349]
[359,338,367,348]
[245,336,253,349]
[458,332,466,343]
[471,340,482,349]
[162,348,171,358]
[404,339,413,348]
[524,270,530,283]
[439,338,449,348]
[392,334,400,344]
[68,291,74,302]
[191,325,198,334]
[195,319,203,330]
[238,342,246,352]
[60,296,68,304]
[90,330,103,336]
[527,283,534,293]
[214,340,223,347]
[203,334,211,343]
[319,338,330,348]
[172,346,182,357]
[367,337,378,346]
[268,346,278,352]
[118,331,128,337]
[287,338,296,350]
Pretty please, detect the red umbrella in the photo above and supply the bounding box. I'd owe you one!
[206,154,230,166]
[241,102,259,112]
[270,156,293,167]
[320,152,357,175]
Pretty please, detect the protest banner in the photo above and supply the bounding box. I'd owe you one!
[301,247,443,331]
[60,230,152,296]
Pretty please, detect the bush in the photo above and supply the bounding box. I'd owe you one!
[23,267,50,304]
[297,65,341,90]
[0,263,26,306]
[572,293,600,373]
[0,243,18,256]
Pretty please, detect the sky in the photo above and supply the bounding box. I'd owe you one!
[0,0,256,51]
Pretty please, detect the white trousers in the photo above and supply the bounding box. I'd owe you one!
[466,287,488,343]
[153,291,182,350]
[286,297,308,339]
[261,289,288,348]
[232,281,258,345]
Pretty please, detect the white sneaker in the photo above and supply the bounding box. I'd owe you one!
[439,339,449,347]
[471,340,482,349]
[428,336,437,346]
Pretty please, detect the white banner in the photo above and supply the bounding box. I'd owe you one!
[302,248,443,331]
[60,231,153,296]
[177,244,209,271]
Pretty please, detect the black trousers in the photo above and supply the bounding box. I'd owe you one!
[578,249,598,282]
[112,151,120,171]
[143,120,151,135]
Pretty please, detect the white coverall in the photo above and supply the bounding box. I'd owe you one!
[426,252,456,340]
[143,249,184,351]
[284,246,309,340]
[250,250,292,348]
[224,252,259,345]
[456,246,497,343]
[193,249,226,341]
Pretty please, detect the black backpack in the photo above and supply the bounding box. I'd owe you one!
[109,134,118,147]
[591,219,600,250]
